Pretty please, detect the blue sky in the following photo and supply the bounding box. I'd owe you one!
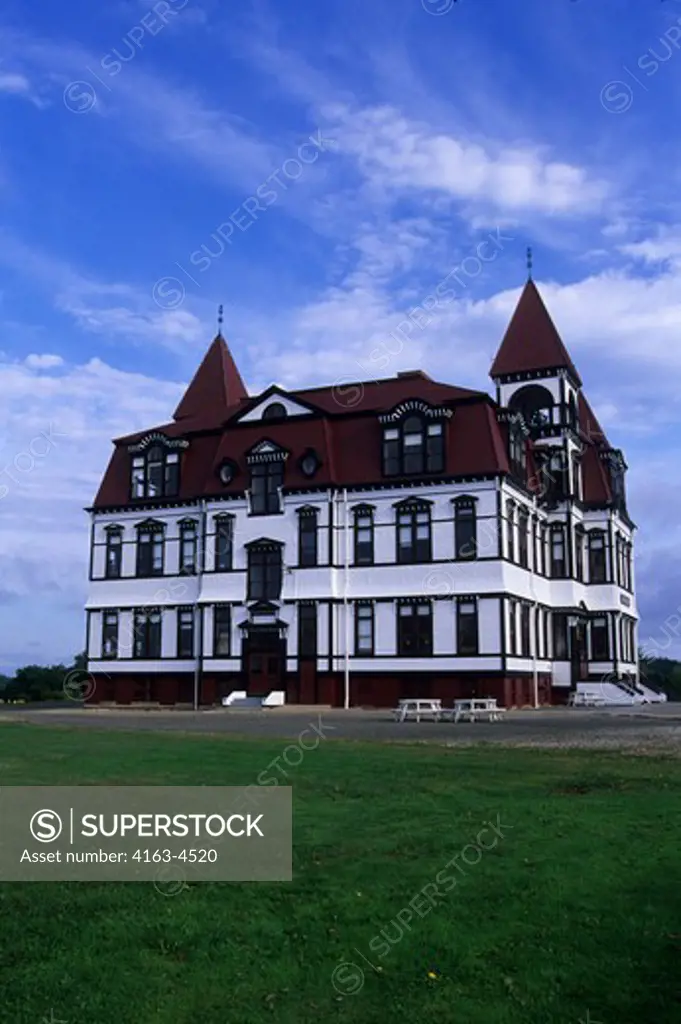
[1,0,681,670]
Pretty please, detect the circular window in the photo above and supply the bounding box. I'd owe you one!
[217,460,236,485]
[300,450,320,477]
[262,402,287,420]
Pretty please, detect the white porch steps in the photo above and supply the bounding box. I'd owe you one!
[220,690,286,709]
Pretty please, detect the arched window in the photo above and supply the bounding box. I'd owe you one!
[262,402,287,421]
[382,417,444,477]
[509,384,554,437]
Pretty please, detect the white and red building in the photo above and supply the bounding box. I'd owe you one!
[84,278,639,707]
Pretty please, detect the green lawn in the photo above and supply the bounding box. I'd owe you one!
[1,723,680,1024]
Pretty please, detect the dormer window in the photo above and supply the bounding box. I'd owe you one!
[129,437,184,499]
[246,441,287,515]
[382,416,444,477]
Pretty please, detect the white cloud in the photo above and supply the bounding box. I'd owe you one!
[24,353,64,369]
[323,103,609,215]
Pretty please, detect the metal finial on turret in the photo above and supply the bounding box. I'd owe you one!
[526,247,533,279]
[217,304,224,334]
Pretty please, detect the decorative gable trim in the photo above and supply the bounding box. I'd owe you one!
[378,399,453,424]
[245,439,290,464]
[127,432,189,454]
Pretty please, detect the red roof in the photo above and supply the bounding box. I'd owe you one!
[173,334,248,421]
[490,279,582,385]
[578,393,609,448]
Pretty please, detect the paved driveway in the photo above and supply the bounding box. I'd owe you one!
[1,703,680,751]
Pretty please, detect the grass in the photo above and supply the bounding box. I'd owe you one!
[0,723,680,1024]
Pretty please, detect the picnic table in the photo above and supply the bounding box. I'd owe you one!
[443,698,505,723]
[393,698,442,722]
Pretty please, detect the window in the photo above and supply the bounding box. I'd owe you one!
[102,611,118,659]
[575,527,585,582]
[396,502,431,564]
[179,520,198,575]
[177,607,195,658]
[247,543,283,601]
[550,525,567,578]
[518,508,529,568]
[552,613,568,660]
[457,599,478,655]
[540,524,548,575]
[298,604,317,658]
[625,544,632,591]
[136,522,164,577]
[454,498,477,560]
[591,616,609,660]
[298,509,318,567]
[508,600,517,656]
[353,505,374,565]
[133,609,162,659]
[572,455,582,501]
[250,460,284,515]
[587,530,606,583]
[532,517,539,574]
[262,402,287,420]
[397,602,432,656]
[382,417,444,477]
[130,444,180,499]
[214,515,234,572]
[506,501,515,562]
[520,604,531,657]
[355,604,375,655]
[213,605,231,656]
[536,607,544,659]
[105,527,122,579]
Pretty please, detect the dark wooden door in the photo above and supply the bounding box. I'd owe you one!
[246,651,282,695]
[570,623,588,684]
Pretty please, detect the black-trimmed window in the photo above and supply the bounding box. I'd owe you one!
[213,605,231,656]
[131,444,180,499]
[179,519,198,575]
[518,508,529,569]
[353,505,374,565]
[575,527,585,582]
[591,616,609,661]
[133,608,162,659]
[552,613,568,660]
[250,460,284,515]
[506,501,515,562]
[102,611,118,659]
[536,607,544,659]
[625,543,632,591]
[177,607,195,658]
[136,522,164,577]
[298,508,318,567]
[509,423,527,477]
[520,603,531,656]
[508,600,517,656]
[541,524,549,575]
[247,543,283,601]
[105,527,123,579]
[298,604,317,658]
[214,515,234,572]
[454,498,477,560]
[382,417,444,477]
[397,602,432,656]
[355,603,375,655]
[397,501,431,564]
[457,599,478,655]
[588,530,606,583]
[550,525,567,578]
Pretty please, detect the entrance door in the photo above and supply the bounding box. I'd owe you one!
[246,651,282,695]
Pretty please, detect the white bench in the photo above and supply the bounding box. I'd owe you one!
[443,698,505,723]
[393,698,442,722]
